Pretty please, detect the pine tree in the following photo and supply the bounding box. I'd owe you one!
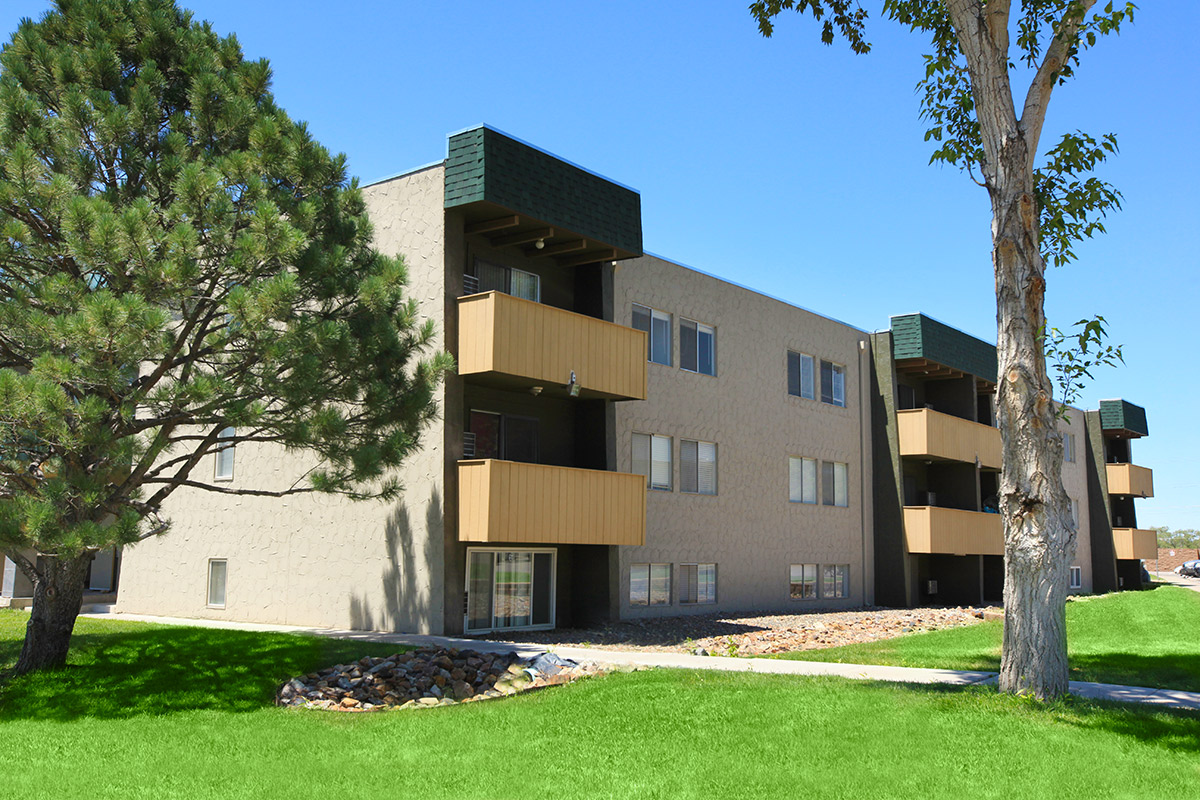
[0,0,452,674]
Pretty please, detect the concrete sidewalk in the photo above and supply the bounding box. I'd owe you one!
[83,610,1200,713]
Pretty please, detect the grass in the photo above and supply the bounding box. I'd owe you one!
[1,609,1199,798]
[779,585,1200,691]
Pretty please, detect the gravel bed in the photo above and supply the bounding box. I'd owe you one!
[495,605,996,656]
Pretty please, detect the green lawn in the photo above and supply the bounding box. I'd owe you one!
[780,585,1200,691]
[1,609,1199,798]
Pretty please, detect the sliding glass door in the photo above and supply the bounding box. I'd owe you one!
[465,549,555,634]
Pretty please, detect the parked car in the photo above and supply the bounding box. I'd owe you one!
[1177,560,1200,578]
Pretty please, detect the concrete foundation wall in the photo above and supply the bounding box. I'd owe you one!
[613,255,873,617]
[117,165,450,633]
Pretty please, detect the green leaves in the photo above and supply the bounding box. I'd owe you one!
[0,0,451,562]
[1035,131,1122,268]
[1041,315,1124,414]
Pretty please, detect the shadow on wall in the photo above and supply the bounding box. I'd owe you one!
[348,487,441,634]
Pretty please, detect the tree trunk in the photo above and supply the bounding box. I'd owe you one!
[13,552,92,675]
[991,166,1075,700]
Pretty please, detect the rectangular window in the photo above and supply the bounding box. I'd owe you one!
[630,563,671,606]
[207,559,227,608]
[822,461,849,507]
[1069,566,1082,590]
[680,440,717,495]
[475,259,541,302]
[1070,498,1080,527]
[787,351,815,400]
[1063,432,1076,463]
[214,427,236,481]
[788,456,818,504]
[632,433,672,491]
[679,563,717,605]
[821,360,846,407]
[680,319,716,376]
[468,411,538,463]
[790,564,818,599]
[633,303,672,366]
[822,564,849,599]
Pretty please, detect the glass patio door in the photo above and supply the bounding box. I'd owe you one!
[465,549,555,633]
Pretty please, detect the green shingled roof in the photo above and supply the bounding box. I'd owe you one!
[890,314,998,382]
[1098,399,1149,437]
[444,126,643,256]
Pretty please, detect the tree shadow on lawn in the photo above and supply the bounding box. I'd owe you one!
[869,680,1200,755]
[0,625,402,722]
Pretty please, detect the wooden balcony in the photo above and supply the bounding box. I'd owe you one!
[897,408,1001,469]
[1112,528,1158,561]
[1106,463,1154,498]
[458,459,646,546]
[903,506,1004,556]
[458,291,647,401]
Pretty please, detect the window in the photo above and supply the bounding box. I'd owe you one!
[821,360,846,407]
[788,456,818,504]
[1063,432,1076,463]
[822,461,849,507]
[790,564,817,599]
[630,563,671,606]
[632,303,672,366]
[679,563,716,604]
[680,319,716,376]
[1070,498,1080,527]
[466,549,555,632]
[822,564,849,599]
[1069,566,1082,590]
[787,351,815,400]
[468,410,538,463]
[681,440,717,495]
[214,427,236,481]
[632,433,672,491]
[207,559,227,608]
[475,259,541,302]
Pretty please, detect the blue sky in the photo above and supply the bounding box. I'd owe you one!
[5,1,1197,529]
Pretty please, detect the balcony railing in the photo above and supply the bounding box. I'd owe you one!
[1112,528,1158,560]
[897,408,1001,469]
[903,506,1004,556]
[458,459,646,546]
[1106,463,1154,498]
[458,291,647,401]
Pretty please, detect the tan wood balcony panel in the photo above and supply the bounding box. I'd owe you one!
[1105,463,1154,497]
[903,506,1004,556]
[458,291,647,400]
[458,459,646,546]
[1112,528,1158,561]
[897,408,1002,469]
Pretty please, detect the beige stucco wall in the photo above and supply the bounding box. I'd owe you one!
[614,256,873,617]
[1059,405,1093,593]
[117,165,451,633]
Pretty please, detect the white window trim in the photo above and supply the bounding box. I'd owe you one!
[787,350,816,401]
[207,558,227,609]
[821,564,850,599]
[821,360,847,408]
[789,563,818,600]
[633,303,673,367]
[464,547,557,634]
[680,318,717,377]
[214,427,236,482]
[1069,566,1083,590]
[633,432,673,491]
[629,562,672,607]
[789,455,818,504]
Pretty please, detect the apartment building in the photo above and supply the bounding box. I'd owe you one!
[99,126,1157,635]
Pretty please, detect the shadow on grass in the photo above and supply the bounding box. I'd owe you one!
[0,624,403,721]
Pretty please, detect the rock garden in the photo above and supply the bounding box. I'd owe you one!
[278,647,608,711]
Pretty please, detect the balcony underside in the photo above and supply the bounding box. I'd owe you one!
[458,459,646,546]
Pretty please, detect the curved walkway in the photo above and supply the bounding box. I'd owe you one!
[83,610,1200,712]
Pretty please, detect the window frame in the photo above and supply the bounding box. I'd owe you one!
[789,563,818,600]
[632,432,673,491]
[680,318,717,376]
[679,563,717,605]
[473,258,541,303]
[1064,432,1077,463]
[633,303,673,366]
[214,427,236,482]
[630,563,672,607]
[821,564,849,599]
[207,558,227,609]
[467,408,539,463]
[1069,566,1082,590]
[787,350,816,400]
[822,460,849,507]
[680,439,718,495]
[820,360,846,407]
